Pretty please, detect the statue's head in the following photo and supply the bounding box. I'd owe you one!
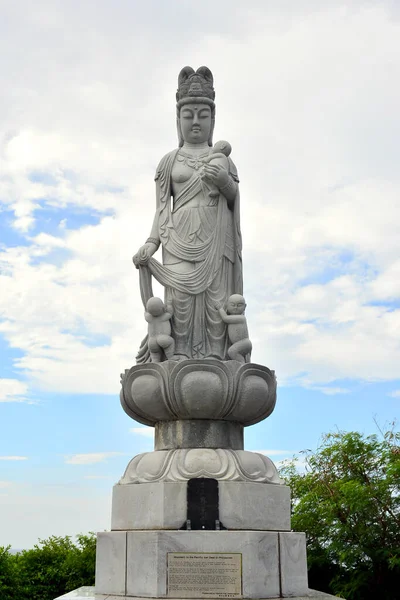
[227,294,246,315]
[176,66,215,147]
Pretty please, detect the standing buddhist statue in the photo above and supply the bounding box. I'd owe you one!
[133,66,242,361]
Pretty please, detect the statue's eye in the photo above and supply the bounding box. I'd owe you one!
[198,110,210,119]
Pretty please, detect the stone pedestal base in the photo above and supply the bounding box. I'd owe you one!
[95,530,308,598]
[111,481,291,531]
[55,588,345,599]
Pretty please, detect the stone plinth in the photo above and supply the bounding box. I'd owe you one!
[111,481,291,531]
[95,530,308,599]
[55,588,345,599]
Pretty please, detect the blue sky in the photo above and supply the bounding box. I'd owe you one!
[1,0,400,548]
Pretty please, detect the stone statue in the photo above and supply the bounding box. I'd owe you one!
[145,297,174,363]
[95,66,318,600]
[133,66,242,361]
[216,294,252,363]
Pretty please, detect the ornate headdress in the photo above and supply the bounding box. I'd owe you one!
[176,66,216,147]
[176,66,215,109]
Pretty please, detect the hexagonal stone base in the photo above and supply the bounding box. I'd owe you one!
[111,481,291,531]
[94,530,309,598]
[55,586,345,599]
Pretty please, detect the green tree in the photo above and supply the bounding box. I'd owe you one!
[280,425,400,600]
[0,546,21,599]
[12,533,96,600]
[64,533,97,591]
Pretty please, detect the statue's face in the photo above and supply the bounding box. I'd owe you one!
[180,103,212,144]
[227,295,246,315]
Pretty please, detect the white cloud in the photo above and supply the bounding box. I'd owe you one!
[30,232,67,249]
[277,458,309,473]
[0,1,399,396]
[0,456,28,461]
[84,475,110,480]
[0,487,112,549]
[0,0,399,550]
[0,481,12,489]
[0,379,29,403]
[130,427,154,438]
[64,452,124,465]
[388,390,400,398]
[305,385,350,396]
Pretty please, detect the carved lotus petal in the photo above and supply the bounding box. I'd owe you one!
[233,451,279,482]
[120,449,282,484]
[127,451,172,482]
[227,365,276,425]
[175,448,232,479]
[121,364,174,426]
[170,360,232,419]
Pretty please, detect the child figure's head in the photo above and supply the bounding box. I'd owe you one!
[212,140,232,157]
[227,294,246,315]
[146,297,164,317]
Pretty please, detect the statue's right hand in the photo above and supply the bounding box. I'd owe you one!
[132,242,158,268]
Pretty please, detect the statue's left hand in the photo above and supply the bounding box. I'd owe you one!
[132,242,158,268]
[202,163,230,190]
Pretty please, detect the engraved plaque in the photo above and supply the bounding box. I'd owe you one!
[167,552,242,598]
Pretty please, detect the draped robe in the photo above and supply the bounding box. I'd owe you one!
[139,148,242,361]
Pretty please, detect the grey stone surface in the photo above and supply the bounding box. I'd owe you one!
[217,295,252,363]
[126,531,280,598]
[95,532,126,596]
[145,297,175,363]
[155,420,244,450]
[219,482,291,531]
[111,481,187,530]
[56,588,344,599]
[111,480,290,531]
[279,532,308,597]
[54,588,98,599]
[90,65,335,600]
[132,66,244,363]
[120,359,277,427]
[119,448,282,484]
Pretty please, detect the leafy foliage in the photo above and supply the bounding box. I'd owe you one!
[0,546,20,599]
[280,424,400,600]
[0,533,96,600]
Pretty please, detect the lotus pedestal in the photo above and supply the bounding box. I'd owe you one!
[55,361,344,598]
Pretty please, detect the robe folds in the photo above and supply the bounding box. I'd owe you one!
[140,149,243,360]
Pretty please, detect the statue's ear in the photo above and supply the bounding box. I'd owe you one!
[196,66,213,85]
[178,66,195,86]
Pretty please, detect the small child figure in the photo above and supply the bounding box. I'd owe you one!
[145,297,175,363]
[217,294,252,363]
[201,140,231,168]
[211,139,232,158]
[200,140,233,204]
